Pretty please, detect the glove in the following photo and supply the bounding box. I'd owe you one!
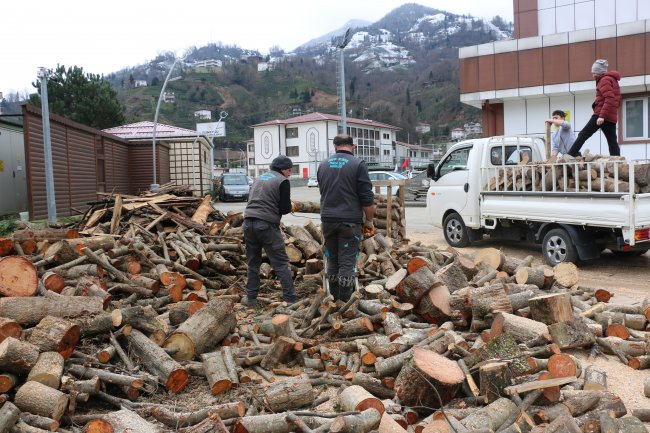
[291,201,299,213]
[362,221,375,238]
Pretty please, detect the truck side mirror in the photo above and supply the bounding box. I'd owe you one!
[427,163,437,180]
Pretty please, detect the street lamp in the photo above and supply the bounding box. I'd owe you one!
[337,28,352,134]
[151,57,184,191]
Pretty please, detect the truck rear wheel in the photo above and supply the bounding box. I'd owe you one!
[443,212,470,248]
[542,228,578,266]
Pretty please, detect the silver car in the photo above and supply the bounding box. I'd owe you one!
[217,174,250,201]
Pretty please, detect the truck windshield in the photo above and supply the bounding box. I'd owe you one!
[223,175,248,185]
[490,146,533,165]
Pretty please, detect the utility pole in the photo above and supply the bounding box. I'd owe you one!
[37,67,56,222]
[337,29,352,134]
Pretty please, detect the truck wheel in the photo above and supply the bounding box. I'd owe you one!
[443,212,470,248]
[542,228,578,266]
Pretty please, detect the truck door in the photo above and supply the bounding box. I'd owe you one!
[427,145,472,227]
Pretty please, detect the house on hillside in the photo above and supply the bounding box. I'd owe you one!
[249,112,400,178]
[134,80,147,88]
[451,128,466,141]
[194,110,212,120]
[103,121,213,196]
[463,122,482,136]
[394,142,433,169]
[459,0,650,158]
[192,59,223,69]
[162,92,175,103]
[415,122,431,134]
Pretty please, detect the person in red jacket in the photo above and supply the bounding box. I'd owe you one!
[567,59,621,157]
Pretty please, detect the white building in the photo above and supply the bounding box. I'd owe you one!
[394,142,433,169]
[415,122,431,134]
[134,80,148,88]
[192,59,223,69]
[249,112,400,178]
[463,122,482,135]
[194,110,212,120]
[451,128,466,140]
[459,0,650,158]
[103,121,213,196]
[162,92,175,103]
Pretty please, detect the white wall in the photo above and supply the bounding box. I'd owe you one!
[537,0,649,35]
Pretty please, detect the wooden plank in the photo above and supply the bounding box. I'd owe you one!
[109,195,123,235]
[503,376,577,396]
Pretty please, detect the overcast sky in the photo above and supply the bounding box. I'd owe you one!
[2,0,513,96]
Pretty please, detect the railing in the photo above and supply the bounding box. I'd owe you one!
[481,159,650,195]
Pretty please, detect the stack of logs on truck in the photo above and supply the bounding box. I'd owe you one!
[0,190,649,432]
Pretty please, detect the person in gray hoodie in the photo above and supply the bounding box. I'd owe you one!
[242,155,296,306]
[317,134,375,302]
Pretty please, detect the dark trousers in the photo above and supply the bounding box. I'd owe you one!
[243,218,295,301]
[568,114,620,157]
[322,221,361,301]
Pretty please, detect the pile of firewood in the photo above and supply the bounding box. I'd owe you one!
[486,152,650,194]
[1,191,650,432]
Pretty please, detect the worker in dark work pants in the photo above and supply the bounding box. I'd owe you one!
[317,134,375,302]
[242,155,296,307]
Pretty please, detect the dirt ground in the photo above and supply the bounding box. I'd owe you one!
[408,229,650,418]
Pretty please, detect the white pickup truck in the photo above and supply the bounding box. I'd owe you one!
[426,136,650,265]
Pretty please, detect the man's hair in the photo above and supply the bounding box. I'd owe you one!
[333,134,354,146]
[552,110,566,119]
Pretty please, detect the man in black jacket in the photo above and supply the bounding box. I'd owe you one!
[317,134,375,302]
[243,155,296,306]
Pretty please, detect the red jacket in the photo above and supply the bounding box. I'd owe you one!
[593,71,621,123]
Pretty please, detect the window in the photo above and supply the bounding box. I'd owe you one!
[248,144,255,152]
[286,146,299,156]
[383,133,390,140]
[249,158,255,165]
[291,165,300,175]
[623,98,647,140]
[489,145,533,166]
[286,127,298,138]
[438,147,472,177]
[263,136,270,154]
[383,149,390,156]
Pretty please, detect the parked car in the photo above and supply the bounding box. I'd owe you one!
[307,177,319,188]
[216,173,250,201]
[247,176,254,186]
[368,171,407,196]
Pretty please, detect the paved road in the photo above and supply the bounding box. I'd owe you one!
[215,186,432,232]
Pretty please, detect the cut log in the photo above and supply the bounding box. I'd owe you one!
[264,375,314,412]
[0,238,14,257]
[491,312,551,344]
[0,256,38,297]
[352,372,395,399]
[260,336,295,370]
[583,365,607,391]
[163,298,236,360]
[597,336,647,357]
[528,293,573,325]
[515,266,546,288]
[470,284,512,319]
[553,262,579,287]
[14,381,68,422]
[377,411,408,433]
[0,374,17,393]
[547,353,580,378]
[0,337,39,374]
[42,271,65,294]
[434,262,469,293]
[339,384,385,415]
[473,248,505,270]
[0,401,20,433]
[84,408,162,433]
[0,318,21,344]
[0,296,104,326]
[67,365,144,389]
[548,318,595,349]
[629,355,650,370]
[125,328,188,393]
[26,352,64,388]
[382,312,403,341]
[605,323,630,339]
[385,268,407,292]
[395,347,464,411]
[461,397,517,431]
[407,256,436,275]
[42,240,78,265]
[201,351,232,395]
[479,361,512,403]
[396,266,441,306]
[28,316,80,359]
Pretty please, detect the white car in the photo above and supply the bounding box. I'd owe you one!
[307,177,319,188]
[368,171,406,196]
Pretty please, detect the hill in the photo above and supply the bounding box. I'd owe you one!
[107,3,512,146]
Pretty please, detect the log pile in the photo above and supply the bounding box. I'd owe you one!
[0,190,649,432]
[485,151,650,194]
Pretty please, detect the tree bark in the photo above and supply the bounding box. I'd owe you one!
[340,384,385,414]
[396,266,441,306]
[264,375,314,412]
[528,293,573,325]
[0,296,104,326]
[548,318,595,349]
[26,351,64,389]
[28,316,80,359]
[14,381,68,422]
[0,337,39,375]
[491,312,551,344]
[461,398,517,431]
[583,365,607,391]
[479,361,512,403]
[201,351,232,395]
[0,401,20,433]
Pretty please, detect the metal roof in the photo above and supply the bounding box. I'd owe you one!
[103,121,203,139]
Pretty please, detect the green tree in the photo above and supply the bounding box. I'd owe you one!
[29,65,125,129]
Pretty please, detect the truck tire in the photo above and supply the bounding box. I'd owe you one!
[542,228,578,266]
[443,212,470,248]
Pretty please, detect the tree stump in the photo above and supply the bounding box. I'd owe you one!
[125,328,188,393]
[0,256,38,297]
[14,381,68,422]
[339,384,385,415]
[27,352,64,389]
[84,408,162,433]
[264,375,314,412]
[528,293,573,325]
[164,298,236,360]
[28,316,80,359]
[548,318,595,349]
[395,347,464,412]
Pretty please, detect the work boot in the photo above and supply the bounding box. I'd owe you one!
[241,296,260,308]
[338,275,356,303]
[327,274,340,301]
